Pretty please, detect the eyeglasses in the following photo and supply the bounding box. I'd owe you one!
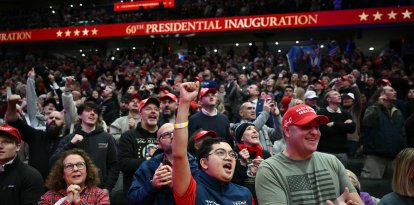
[159,131,173,140]
[64,162,86,171]
[206,148,238,160]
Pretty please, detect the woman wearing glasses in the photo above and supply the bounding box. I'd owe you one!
[38,149,110,205]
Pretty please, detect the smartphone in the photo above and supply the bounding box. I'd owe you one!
[265,94,273,101]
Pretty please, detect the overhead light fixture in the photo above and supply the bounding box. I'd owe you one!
[52,10,55,14]
[369,47,374,51]
[278,50,282,53]
[79,3,83,6]
[296,41,299,44]
[213,49,218,53]
[132,47,136,50]
[82,53,85,57]
[249,43,252,46]
[235,43,239,46]
[320,45,324,48]
[275,42,279,45]
[116,48,120,51]
[79,49,83,53]
[70,5,73,8]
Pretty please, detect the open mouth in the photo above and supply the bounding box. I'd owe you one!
[223,163,233,172]
[72,174,82,179]
[306,137,318,142]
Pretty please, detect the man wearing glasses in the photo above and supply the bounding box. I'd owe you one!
[127,123,199,205]
[119,97,160,197]
[172,82,255,205]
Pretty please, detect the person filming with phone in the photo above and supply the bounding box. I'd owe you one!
[230,94,282,155]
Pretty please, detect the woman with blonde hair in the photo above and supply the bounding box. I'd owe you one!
[38,149,109,205]
[379,148,414,204]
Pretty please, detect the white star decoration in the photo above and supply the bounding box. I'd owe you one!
[65,30,71,37]
[56,30,63,37]
[359,12,368,21]
[92,28,98,35]
[55,28,100,38]
[387,10,397,19]
[358,9,412,21]
[74,29,80,36]
[402,9,412,19]
[82,28,89,36]
[373,11,383,20]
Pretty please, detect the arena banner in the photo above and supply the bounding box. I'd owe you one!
[0,6,413,43]
[114,0,175,12]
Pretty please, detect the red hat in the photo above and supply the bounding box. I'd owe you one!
[341,75,352,83]
[160,92,178,103]
[199,88,217,98]
[315,79,325,87]
[378,79,391,86]
[139,97,160,112]
[281,96,292,111]
[129,93,142,103]
[193,130,217,142]
[282,104,329,128]
[190,101,198,110]
[0,124,21,144]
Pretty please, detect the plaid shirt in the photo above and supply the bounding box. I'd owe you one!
[38,187,109,205]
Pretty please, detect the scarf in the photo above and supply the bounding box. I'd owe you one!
[237,143,263,158]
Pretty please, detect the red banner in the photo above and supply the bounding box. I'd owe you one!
[114,0,174,12]
[1,6,413,43]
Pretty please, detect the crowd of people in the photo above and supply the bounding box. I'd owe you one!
[0,14,414,203]
[0,0,411,31]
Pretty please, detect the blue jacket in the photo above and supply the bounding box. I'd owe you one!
[128,152,199,205]
[195,171,254,205]
[362,103,405,158]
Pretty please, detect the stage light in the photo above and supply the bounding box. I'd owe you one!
[320,45,324,48]
[79,49,83,53]
[235,43,239,46]
[278,50,282,53]
[116,48,120,51]
[132,47,136,50]
[369,47,374,51]
[296,41,299,44]
[275,42,279,45]
[249,43,252,46]
[82,53,85,57]
[214,49,218,53]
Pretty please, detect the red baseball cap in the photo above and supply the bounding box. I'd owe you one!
[139,97,160,112]
[193,130,217,142]
[0,124,21,144]
[129,93,142,103]
[160,92,178,103]
[282,104,329,128]
[199,88,217,98]
[341,75,352,83]
[378,79,391,86]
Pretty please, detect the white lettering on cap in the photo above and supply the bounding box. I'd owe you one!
[284,117,293,127]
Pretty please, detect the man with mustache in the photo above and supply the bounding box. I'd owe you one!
[6,94,65,180]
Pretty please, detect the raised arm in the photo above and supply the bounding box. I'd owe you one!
[61,77,78,129]
[26,68,39,124]
[172,81,199,196]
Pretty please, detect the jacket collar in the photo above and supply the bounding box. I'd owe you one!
[198,171,229,190]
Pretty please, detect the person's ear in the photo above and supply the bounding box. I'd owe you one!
[283,127,290,138]
[200,158,208,170]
